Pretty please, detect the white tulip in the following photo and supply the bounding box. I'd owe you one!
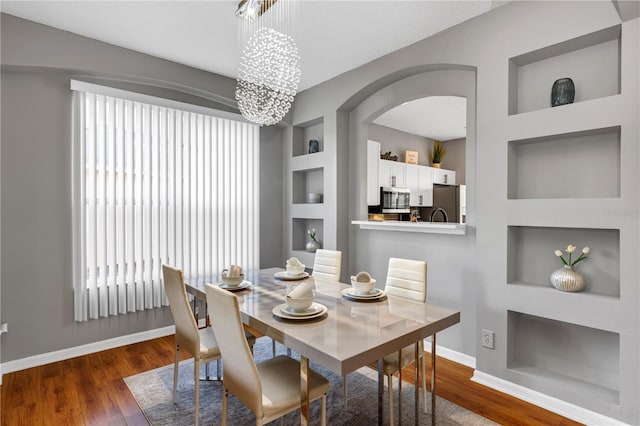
[554,250,563,257]
[582,247,590,254]
[566,244,576,253]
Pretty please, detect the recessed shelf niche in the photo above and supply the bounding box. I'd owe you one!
[293,117,324,157]
[292,218,323,251]
[508,25,621,115]
[507,311,620,405]
[507,226,620,297]
[507,126,620,199]
[292,168,324,204]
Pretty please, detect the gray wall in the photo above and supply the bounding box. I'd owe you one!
[289,1,638,422]
[0,14,283,362]
[368,123,434,167]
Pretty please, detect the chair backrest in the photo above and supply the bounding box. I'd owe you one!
[205,284,263,417]
[312,249,343,282]
[384,258,427,302]
[162,265,200,355]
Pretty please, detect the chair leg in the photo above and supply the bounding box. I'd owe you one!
[222,388,229,426]
[272,339,276,357]
[420,340,427,413]
[398,366,403,426]
[321,394,327,426]
[343,374,348,409]
[194,358,200,426]
[387,373,394,426]
[173,345,180,403]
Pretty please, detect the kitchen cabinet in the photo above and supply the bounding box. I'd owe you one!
[379,159,406,188]
[406,163,433,207]
[433,168,456,185]
[367,140,381,205]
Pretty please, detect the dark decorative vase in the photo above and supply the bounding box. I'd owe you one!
[308,139,319,154]
[551,78,575,107]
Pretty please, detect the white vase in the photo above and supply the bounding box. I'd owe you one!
[306,239,320,253]
[550,265,585,292]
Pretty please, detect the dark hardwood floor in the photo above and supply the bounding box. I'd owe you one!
[1,334,582,425]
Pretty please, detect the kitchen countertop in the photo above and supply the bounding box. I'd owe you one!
[351,220,466,235]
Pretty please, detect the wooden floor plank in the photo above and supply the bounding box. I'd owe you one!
[1,335,583,425]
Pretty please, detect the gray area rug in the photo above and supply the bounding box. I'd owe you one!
[125,338,496,425]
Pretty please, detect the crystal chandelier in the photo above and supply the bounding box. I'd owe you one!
[235,0,300,126]
[236,27,301,126]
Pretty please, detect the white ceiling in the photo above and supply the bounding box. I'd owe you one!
[373,96,467,141]
[1,0,503,136]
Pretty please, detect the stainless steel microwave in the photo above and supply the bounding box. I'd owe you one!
[380,187,410,213]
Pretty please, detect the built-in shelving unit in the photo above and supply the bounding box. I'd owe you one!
[292,118,324,157]
[507,127,620,199]
[292,168,324,204]
[507,311,620,405]
[286,117,329,269]
[506,226,620,297]
[508,25,621,116]
[499,22,635,421]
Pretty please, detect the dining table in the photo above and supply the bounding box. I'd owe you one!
[185,267,460,426]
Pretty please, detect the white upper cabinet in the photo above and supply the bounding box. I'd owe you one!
[406,164,434,207]
[433,168,456,185]
[367,140,381,205]
[379,159,406,188]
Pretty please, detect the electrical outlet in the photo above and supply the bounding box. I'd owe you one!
[481,329,494,349]
[0,323,7,335]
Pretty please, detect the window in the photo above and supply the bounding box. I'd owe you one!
[71,81,260,320]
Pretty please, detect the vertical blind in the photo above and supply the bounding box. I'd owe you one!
[71,81,260,321]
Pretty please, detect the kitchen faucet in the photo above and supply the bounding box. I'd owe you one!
[430,207,449,223]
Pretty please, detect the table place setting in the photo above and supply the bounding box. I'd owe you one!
[341,271,387,302]
[219,264,252,291]
[273,257,310,281]
[272,280,328,321]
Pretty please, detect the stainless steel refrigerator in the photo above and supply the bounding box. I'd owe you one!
[423,184,460,223]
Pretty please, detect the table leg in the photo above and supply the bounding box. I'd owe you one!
[431,334,436,426]
[301,355,310,426]
[378,358,384,426]
[398,350,403,426]
[415,342,419,426]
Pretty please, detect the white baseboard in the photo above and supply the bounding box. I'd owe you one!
[423,338,476,369]
[1,325,175,377]
[471,371,629,426]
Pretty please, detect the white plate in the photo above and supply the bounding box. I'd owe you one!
[272,302,327,320]
[219,281,252,291]
[274,271,310,281]
[341,287,386,300]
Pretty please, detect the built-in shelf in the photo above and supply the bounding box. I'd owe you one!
[507,311,620,405]
[292,218,323,252]
[352,220,466,235]
[292,167,324,204]
[505,283,623,333]
[508,25,621,115]
[293,117,324,157]
[507,126,620,199]
[507,226,620,297]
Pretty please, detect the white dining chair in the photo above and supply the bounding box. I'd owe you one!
[205,283,330,426]
[162,265,220,426]
[312,249,342,282]
[381,257,428,425]
[342,257,428,422]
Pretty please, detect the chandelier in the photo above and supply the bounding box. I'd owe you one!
[236,28,300,126]
[235,0,300,126]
